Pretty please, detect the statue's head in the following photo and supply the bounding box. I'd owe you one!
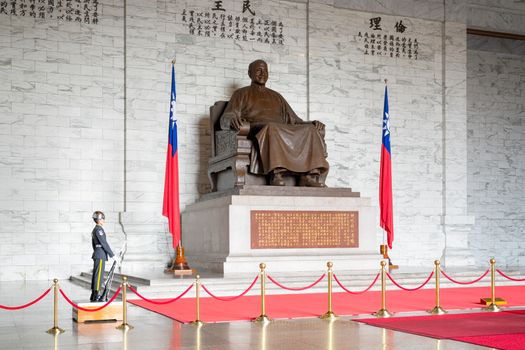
[248,59,268,86]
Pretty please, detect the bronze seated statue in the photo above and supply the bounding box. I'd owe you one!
[208,59,329,192]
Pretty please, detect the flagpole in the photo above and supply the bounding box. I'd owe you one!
[380,78,388,259]
[382,79,388,250]
[164,57,193,276]
[172,57,191,275]
[379,79,398,269]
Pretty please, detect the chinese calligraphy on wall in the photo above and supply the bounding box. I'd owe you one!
[358,16,419,59]
[181,0,285,45]
[0,0,99,24]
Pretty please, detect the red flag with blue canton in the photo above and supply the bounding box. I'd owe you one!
[163,65,181,247]
[379,85,394,249]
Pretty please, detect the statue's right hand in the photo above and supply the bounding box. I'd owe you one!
[230,116,246,131]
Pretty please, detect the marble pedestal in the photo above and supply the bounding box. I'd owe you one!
[182,186,378,275]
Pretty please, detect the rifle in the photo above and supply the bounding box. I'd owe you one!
[98,244,125,302]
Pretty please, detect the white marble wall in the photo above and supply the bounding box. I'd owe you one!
[307,4,470,267]
[0,1,125,280]
[1,0,524,280]
[468,0,525,35]
[467,35,525,267]
[330,0,464,22]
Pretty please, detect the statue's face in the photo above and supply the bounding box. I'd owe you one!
[250,62,268,85]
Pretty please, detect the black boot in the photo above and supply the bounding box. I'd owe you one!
[89,290,97,302]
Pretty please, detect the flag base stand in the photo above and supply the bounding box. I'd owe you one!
[480,297,507,306]
[173,268,194,276]
[165,263,194,276]
[165,243,194,276]
[380,244,399,270]
[388,260,399,270]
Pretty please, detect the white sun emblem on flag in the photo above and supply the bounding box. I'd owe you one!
[383,112,390,137]
[170,97,176,128]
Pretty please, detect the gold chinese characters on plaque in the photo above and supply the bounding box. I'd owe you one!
[251,210,358,249]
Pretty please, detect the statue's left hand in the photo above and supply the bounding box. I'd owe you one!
[312,120,325,131]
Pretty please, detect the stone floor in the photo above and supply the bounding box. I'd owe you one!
[0,279,491,349]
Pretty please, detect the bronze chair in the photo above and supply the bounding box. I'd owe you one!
[207,101,265,192]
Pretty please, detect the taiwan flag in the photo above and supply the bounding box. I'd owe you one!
[162,65,181,247]
[379,85,394,249]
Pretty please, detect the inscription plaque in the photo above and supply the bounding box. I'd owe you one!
[251,210,358,249]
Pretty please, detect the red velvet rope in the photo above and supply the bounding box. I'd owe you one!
[496,269,525,282]
[441,269,489,285]
[386,271,434,291]
[59,286,122,312]
[333,273,380,295]
[267,274,325,291]
[201,275,259,301]
[0,287,51,310]
[128,284,193,304]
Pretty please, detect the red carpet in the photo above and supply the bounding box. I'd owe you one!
[129,285,525,324]
[358,310,525,349]
[453,333,525,349]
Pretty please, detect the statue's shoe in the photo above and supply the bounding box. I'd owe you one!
[270,172,285,186]
[301,174,326,187]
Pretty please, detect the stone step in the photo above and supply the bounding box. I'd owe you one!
[79,271,153,286]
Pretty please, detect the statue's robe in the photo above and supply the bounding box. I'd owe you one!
[220,84,329,175]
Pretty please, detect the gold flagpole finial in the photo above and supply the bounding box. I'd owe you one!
[384,78,388,85]
[172,58,176,65]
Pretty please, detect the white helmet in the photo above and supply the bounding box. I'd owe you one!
[92,211,105,222]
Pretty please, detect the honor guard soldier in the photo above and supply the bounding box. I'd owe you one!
[90,211,114,302]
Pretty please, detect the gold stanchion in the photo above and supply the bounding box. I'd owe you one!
[259,320,268,350]
[374,261,393,318]
[196,319,202,350]
[320,261,337,320]
[116,276,134,330]
[123,328,129,350]
[53,332,59,350]
[253,263,271,323]
[429,260,447,315]
[327,316,334,350]
[484,258,502,312]
[46,278,65,335]
[190,275,204,325]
